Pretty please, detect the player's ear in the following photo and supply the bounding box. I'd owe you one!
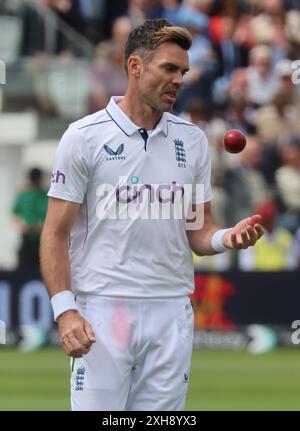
[128,55,142,78]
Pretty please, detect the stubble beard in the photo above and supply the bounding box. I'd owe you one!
[146,92,174,113]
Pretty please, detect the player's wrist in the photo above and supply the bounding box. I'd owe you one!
[211,228,232,253]
[56,309,79,322]
[51,290,78,322]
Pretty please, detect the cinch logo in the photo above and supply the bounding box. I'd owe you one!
[174,138,186,168]
[51,170,66,184]
[95,176,205,230]
[116,181,184,204]
[104,144,125,161]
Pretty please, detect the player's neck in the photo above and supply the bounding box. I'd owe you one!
[118,93,162,131]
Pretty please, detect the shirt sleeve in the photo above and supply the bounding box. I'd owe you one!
[192,130,213,204]
[48,126,91,203]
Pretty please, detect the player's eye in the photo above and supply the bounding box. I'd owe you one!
[165,65,176,72]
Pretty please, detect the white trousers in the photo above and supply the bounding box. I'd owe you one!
[71,295,194,411]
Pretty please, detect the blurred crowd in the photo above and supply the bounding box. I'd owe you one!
[1,0,300,271]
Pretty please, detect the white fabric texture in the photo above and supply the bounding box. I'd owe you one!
[48,96,212,298]
[71,295,194,411]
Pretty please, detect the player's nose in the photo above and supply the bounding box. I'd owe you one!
[172,71,184,87]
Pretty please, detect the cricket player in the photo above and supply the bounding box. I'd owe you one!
[40,19,264,411]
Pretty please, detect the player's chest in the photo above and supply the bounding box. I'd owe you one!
[92,134,194,186]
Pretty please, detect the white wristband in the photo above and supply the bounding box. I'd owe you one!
[51,290,78,321]
[211,228,232,253]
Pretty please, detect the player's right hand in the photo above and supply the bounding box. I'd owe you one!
[57,310,96,358]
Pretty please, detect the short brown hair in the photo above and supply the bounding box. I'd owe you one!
[124,19,192,72]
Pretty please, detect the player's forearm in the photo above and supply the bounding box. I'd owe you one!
[40,228,71,298]
[186,224,222,256]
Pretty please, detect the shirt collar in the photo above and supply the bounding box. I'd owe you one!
[106,96,168,137]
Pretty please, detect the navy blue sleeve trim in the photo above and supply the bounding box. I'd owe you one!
[78,119,113,129]
[82,194,89,250]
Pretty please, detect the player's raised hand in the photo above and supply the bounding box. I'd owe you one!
[223,214,264,250]
[57,310,96,358]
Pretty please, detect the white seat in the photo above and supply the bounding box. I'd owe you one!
[48,60,91,119]
[0,15,22,64]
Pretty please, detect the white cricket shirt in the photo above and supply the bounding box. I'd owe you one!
[48,96,212,297]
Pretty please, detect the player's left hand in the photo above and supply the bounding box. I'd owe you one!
[223,214,264,250]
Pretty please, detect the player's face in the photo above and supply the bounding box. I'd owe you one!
[138,43,189,112]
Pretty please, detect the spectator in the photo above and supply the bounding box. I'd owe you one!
[226,96,256,135]
[183,101,229,227]
[103,0,128,39]
[285,9,300,50]
[12,167,48,272]
[285,0,300,11]
[229,44,280,107]
[291,226,300,267]
[77,0,107,44]
[238,200,297,270]
[249,0,286,63]
[255,89,300,143]
[224,135,268,226]
[154,0,182,24]
[207,118,231,227]
[183,97,212,135]
[89,16,132,113]
[275,134,300,232]
[254,59,300,142]
[173,6,216,111]
[212,16,249,106]
[126,0,152,27]
[19,0,74,56]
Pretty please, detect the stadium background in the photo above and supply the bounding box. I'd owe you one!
[0,0,300,410]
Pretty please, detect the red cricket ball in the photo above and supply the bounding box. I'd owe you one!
[223,129,246,153]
